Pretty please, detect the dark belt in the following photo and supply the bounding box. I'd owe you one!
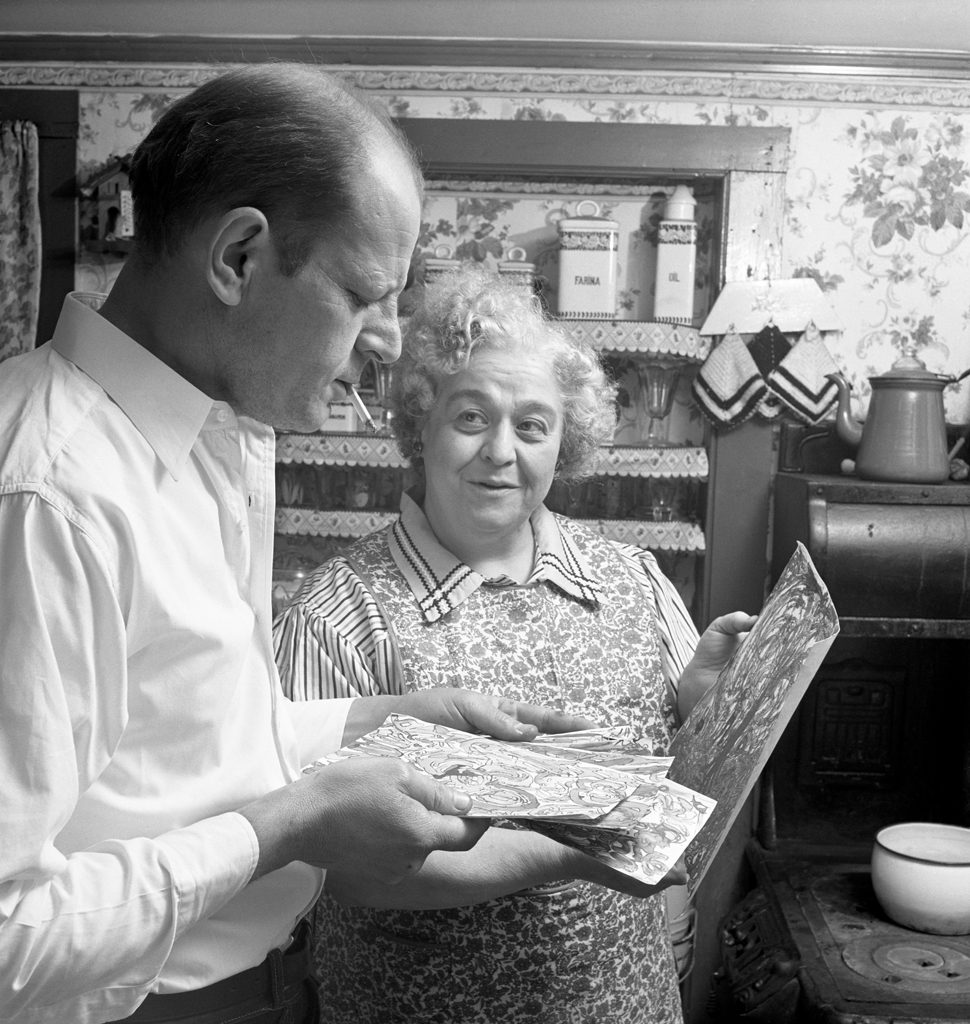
[120,919,314,1023]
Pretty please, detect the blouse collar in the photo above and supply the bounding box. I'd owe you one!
[388,492,603,623]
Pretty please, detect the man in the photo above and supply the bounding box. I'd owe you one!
[0,64,597,1024]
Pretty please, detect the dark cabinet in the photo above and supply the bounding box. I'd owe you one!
[773,472,970,638]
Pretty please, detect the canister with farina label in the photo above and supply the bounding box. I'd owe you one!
[556,200,619,319]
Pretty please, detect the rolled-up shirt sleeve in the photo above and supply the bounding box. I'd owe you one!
[0,492,257,1023]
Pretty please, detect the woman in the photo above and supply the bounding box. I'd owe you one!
[274,264,753,1024]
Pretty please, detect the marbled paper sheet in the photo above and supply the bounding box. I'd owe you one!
[669,541,839,895]
[525,774,715,885]
[522,725,640,749]
[519,736,673,779]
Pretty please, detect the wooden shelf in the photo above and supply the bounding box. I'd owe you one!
[555,319,710,362]
[276,507,397,539]
[594,445,708,478]
[575,518,706,553]
[276,431,408,468]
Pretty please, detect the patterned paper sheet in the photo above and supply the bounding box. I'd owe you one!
[526,778,715,884]
[669,541,840,894]
[524,725,640,749]
[583,775,712,830]
[518,739,673,779]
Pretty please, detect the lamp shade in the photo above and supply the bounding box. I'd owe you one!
[699,279,842,335]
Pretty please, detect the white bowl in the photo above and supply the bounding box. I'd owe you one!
[871,821,970,935]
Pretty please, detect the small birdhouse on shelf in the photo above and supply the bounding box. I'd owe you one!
[79,155,134,254]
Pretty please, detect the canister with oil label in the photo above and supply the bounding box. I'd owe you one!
[653,185,697,324]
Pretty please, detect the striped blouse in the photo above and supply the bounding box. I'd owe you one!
[274,495,699,708]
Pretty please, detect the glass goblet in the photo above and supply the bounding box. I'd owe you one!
[636,362,682,445]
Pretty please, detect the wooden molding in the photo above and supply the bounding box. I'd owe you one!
[0,34,967,78]
[398,120,789,179]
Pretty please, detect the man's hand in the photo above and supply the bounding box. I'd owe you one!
[677,611,757,720]
[344,687,597,745]
[240,757,489,882]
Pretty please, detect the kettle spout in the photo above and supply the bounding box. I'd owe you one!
[825,372,863,449]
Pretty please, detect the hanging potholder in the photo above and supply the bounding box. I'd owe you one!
[692,332,767,428]
[747,323,792,377]
[766,322,841,424]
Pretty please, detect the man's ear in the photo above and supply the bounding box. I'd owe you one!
[206,207,271,307]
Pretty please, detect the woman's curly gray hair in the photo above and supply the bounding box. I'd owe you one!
[392,263,617,480]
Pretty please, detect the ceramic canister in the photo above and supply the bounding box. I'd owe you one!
[654,185,697,325]
[423,243,461,285]
[556,200,619,319]
[498,246,536,299]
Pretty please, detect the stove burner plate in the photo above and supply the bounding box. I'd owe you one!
[766,859,970,1015]
[842,935,970,994]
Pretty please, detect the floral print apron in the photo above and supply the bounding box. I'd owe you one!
[313,519,683,1024]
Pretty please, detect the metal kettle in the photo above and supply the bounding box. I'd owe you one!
[826,349,955,484]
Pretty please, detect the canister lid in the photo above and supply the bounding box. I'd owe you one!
[423,242,461,272]
[498,245,535,272]
[663,185,696,222]
[557,199,619,232]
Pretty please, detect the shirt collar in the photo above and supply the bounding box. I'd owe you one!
[389,493,603,623]
[51,292,214,479]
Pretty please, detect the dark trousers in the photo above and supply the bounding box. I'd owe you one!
[113,921,320,1024]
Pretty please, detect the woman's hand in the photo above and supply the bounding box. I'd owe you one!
[572,853,688,900]
[324,827,687,909]
[398,688,597,741]
[343,687,597,745]
[676,611,757,721]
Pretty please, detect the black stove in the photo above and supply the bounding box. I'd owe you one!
[725,453,970,1023]
[717,843,970,1023]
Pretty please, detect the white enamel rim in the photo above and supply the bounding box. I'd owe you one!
[874,822,970,867]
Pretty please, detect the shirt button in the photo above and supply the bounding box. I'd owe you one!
[216,408,229,423]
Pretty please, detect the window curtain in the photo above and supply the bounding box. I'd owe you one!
[0,121,41,362]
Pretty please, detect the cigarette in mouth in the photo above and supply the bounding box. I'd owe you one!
[347,384,378,433]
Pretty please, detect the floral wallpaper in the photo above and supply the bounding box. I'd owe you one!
[70,67,970,426]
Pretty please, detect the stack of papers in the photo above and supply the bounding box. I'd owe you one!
[304,715,715,886]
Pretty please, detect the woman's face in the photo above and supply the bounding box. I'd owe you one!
[420,344,564,549]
